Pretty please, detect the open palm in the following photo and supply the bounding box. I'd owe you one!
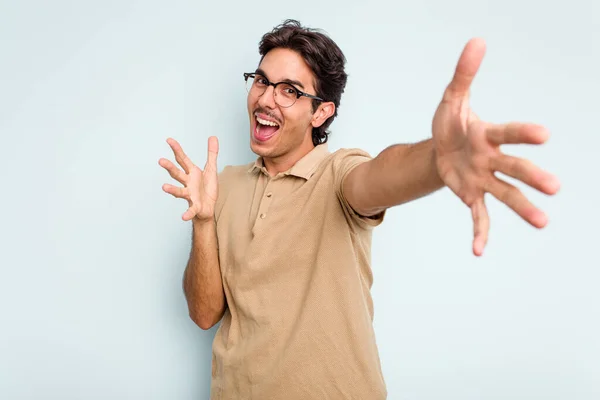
[159,137,219,222]
[432,39,560,256]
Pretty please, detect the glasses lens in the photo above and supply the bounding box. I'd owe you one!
[275,83,297,108]
[244,74,298,108]
[245,75,255,93]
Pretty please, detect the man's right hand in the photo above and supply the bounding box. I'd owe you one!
[159,136,219,222]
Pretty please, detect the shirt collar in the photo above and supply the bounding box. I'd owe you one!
[248,143,330,180]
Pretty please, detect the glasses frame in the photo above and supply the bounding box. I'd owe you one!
[243,72,325,107]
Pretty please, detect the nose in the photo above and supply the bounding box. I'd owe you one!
[257,85,277,110]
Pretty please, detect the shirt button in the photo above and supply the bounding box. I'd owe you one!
[266,192,272,198]
[260,213,266,219]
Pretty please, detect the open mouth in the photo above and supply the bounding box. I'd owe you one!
[254,113,280,142]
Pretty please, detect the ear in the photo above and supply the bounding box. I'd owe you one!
[311,102,336,128]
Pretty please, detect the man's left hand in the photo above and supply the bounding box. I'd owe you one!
[432,38,561,256]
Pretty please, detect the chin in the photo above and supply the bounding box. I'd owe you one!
[250,133,279,157]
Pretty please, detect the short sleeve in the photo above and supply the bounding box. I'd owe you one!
[332,148,385,230]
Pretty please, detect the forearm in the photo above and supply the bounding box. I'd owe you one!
[350,139,444,215]
[183,219,225,330]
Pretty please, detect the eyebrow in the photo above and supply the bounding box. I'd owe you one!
[255,68,306,90]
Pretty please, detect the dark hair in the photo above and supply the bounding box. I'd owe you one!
[258,19,348,146]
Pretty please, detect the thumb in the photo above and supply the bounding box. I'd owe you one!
[205,136,219,171]
[444,38,486,101]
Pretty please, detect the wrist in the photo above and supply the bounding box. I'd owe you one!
[430,143,444,186]
[192,216,214,229]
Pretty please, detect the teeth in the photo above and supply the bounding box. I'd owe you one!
[256,116,279,127]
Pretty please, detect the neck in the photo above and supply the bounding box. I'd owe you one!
[263,135,315,176]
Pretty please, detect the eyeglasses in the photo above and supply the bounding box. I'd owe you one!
[243,72,324,108]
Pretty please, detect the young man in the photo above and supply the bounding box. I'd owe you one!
[159,20,559,400]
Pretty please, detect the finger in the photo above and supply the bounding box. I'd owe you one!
[468,110,481,124]
[166,138,194,174]
[162,183,188,199]
[443,38,487,101]
[485,177,548,228]
[204,136,219,172]
[471,197,490,257]
[158,158,186,185]
[490,154,561,195]
[486,123,550,145]
[182,206,197,221]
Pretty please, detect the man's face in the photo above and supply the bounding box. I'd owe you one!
[247,48,321,159]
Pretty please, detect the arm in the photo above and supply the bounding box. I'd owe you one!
[343,139,444,217]
[183,218,226,330]
[159,136,226,329]
[345,39,559,256]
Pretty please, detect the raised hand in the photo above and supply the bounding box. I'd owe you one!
[432,38,561,256]
[159,137,219,222]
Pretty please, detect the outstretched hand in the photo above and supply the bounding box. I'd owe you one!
[432,38,560,256]
[159,136,219,222]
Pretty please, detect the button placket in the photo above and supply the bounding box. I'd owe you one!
[257,181,274,222]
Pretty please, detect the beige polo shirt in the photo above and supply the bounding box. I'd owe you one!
[210,143,387,399]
